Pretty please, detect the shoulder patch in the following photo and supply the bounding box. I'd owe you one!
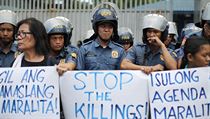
[71,52,77,59]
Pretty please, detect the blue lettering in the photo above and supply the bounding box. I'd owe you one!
[120,72,133,90]
[168,107,176,118]
[74,72,87,90]
[91,103,97,119]
[21,69,45,83]
[152,91,163,103]
[154,73,161,87]
[100,104,108,119]
[104,92,111,101]
[75,103,85,118]
[0,70,14,84]
[154,107,166,119]
[177,106,185,119]
[115,104,125,119]
[174,71,184,84]
[89,72,103,90]
[186,106,193,118]
[46,100,54,114]
[84,91,94,101]
[194,105,201,118]
[104,73,118,90]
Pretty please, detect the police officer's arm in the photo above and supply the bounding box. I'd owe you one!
[121,59,162,74]
[56,62,76,75]
[154,36,177,70]
[120,47,154,74]
[76,46,86,70]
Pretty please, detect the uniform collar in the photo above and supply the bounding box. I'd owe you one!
[56,48,66,58]
[10,43,17,52]
[94,38,114,49]
[0,42,17,53]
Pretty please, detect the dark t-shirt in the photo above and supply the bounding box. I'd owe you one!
[21,56,57,67]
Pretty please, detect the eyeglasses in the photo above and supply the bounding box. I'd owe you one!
[15,31,32,40]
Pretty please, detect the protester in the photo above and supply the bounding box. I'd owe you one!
[12,18,56,67]
[120,14,177,74]
[180,36,210,68]
[0,10,18,67]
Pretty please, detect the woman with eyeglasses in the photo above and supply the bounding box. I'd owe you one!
[12,17,56,67]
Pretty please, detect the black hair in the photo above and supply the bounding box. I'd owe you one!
[16,17,50,55]
[180,36,209,68]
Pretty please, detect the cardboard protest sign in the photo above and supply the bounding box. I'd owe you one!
[0,66,60,119]
[149,67,210,119]
[60,70,149,119]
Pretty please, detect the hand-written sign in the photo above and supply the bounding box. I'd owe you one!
[0,66,60,119]
[60,70,149,119]
[149,67,210,119]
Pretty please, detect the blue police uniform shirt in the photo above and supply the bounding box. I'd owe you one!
[125,43,175,67]
[77,39,125,70]
[0,43,17,67]
[65,45,78,64]
[54,45,78,64]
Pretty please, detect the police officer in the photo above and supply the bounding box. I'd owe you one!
[165,22,178,50]
[44,17,78,72]
[76,7,125,70]
[175,23,202,68]
[0,10,18,67]
[197,2,210,39]
[117,27,134,52]
[120,14,177,74]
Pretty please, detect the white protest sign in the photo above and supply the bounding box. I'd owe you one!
[0,66,60,119]
[149,67,210,119]
[60,70,149,119]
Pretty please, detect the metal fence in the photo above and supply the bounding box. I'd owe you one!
[0,0,173,46]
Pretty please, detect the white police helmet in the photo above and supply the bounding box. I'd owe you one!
[44,18,67,34]
[168,22,178,35]
[55,16,73,35]
[0,10,17,26]
[44,17,70,46]
[202,2,210,20]
[142,14,168,31]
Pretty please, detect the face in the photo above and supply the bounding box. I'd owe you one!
[146,28,162,45]
[164,34,174,47]
[16,23,35,51]
[0,23,14,45]
[97,22,113,42]
[49,34,65,52]
[123,43,132,51]
[188,44,210,68]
